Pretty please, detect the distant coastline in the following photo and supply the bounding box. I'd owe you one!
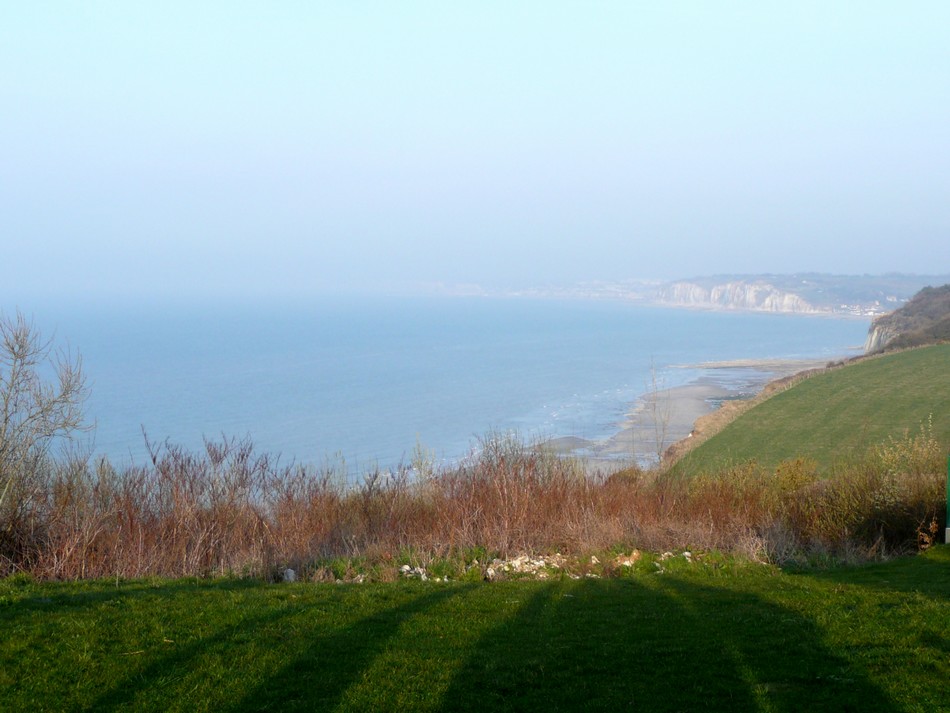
[431,272,950,320]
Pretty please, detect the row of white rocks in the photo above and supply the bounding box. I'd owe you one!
[400,550,694,582]
[282,550,696,584]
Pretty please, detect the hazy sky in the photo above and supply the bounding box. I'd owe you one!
[3,3,949,301]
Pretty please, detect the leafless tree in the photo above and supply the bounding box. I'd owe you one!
[647,360,673,463]
[0,311,88,519]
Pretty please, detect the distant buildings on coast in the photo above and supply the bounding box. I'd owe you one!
[438,274,946,318]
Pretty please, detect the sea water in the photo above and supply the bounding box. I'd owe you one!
[28,297,870,475]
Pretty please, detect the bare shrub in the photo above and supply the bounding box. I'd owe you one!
[4,420,945,580]
[0,311,88,573]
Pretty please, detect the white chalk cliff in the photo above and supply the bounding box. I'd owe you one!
[656,280,820,314]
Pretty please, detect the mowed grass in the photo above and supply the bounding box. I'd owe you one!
[677,344,950,475]
[2,547,948,712]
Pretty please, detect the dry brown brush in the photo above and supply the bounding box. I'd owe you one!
[0,425,945,581]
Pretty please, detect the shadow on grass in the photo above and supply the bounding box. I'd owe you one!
[439,577,902,713]
[225,584,472,712]
[795,545,950,600]
[86,587,303,711]
[7,564,934,711]
[784,546,950,694]
[0,577,264,622]
[1,578,474,712]
[80,583,470,711]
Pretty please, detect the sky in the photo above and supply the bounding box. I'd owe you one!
[2,2,949,302]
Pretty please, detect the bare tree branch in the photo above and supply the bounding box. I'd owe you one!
[0,311,89,514]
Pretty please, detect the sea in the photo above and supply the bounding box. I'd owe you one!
[27,296,870,476]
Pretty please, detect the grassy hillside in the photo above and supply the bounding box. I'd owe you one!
[2,548,948,711]
[675,344,950,475]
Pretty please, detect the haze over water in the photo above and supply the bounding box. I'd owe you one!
[39,298,870,476]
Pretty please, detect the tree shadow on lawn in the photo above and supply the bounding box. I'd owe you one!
[7,579,472,712]
[0,577,265,623]
[79,582,470,711]
[795,545,950,601]
[85,585,308,711]
[2,582,279,710]
[225,583,473,712]
[25,568,925,712]
[784,547,950,697]
[440,576,902,713]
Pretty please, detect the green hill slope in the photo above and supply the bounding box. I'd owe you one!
[675,344,950,475]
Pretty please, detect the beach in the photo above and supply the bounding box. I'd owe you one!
[545,357,831,467]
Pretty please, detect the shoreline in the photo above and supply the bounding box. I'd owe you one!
[543,357,833,468]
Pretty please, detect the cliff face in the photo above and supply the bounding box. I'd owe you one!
[656,280,819,314]
[865,284,950,353]
[864,324,898,353]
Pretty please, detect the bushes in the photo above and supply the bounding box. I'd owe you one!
[770,421,945,561]
[0,423,944,580]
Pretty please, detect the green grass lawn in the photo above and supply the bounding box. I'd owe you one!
[2,547,948,712]
[676,344,950,475]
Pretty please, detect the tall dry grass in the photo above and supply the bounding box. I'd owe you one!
[1,426,945,581]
